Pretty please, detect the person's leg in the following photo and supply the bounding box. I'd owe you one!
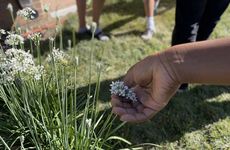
[172,0,207,45]
[145,0,155,17]
[92,0,105,26]
[197,0,230,41]
[92,0,109,41]
[172,0,207,91]
[142,0,156,40]
[76,0,87,31]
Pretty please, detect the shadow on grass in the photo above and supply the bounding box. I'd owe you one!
[76,77,230,146]
[100,0,176,34]
[1,76,230,148]
[102,0,175,17]
[122,85,230,146]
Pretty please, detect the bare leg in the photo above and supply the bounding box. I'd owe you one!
[142,0,156,40]
[143,0,155,17]
[92,0,105,26]
[76,0,86,29]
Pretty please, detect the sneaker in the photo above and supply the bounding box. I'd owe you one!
[77,29,109,41]
[76,29,92,40]
[177,83,189,93]
[141,29,154,40]
[94,31,109,41]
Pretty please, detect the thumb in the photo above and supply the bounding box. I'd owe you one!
[123,56,155,88]
[123,66,137,88]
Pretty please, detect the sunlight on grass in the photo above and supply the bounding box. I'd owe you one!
[0,0,230,149]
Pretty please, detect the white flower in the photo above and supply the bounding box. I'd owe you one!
[68,39,71,50]
[28,32,42,46]
[6,3,13,13]
[31,65,44,80]
[28,33,42,41]
[17,7,36,20]
[43,4,49,13]
[17,27,22,33]
[0,29,6,35]
[110,81,137,102]
[0,48,44,84]
[75,56,79,65]
[86,118,92,128]
[0,29,6,40]
[5,33,24,46]
[49,37,54,43]
[47,48,69,65]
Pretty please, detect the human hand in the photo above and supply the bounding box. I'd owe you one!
[111,54,180,123]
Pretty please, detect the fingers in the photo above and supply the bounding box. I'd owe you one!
[119,108,157,123]
[111,95,134,116]
[112,107,127,116]
[123,66,136,88]
[134,86,165,111]
[111,95,123,107]
[111,95,157,123]
[111,95,132,108]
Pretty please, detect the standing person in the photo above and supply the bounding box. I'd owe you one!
[172,0,230,91]
[141,0,157,40]
[76,0,109,41]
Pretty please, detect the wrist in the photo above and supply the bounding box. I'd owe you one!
[157,47,183,85]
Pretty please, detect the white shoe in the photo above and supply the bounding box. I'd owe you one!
[141,29,155,40]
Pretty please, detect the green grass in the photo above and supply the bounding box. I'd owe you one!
[65,0,230,148]
[1,0,230,149]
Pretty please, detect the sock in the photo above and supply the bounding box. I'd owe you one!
[146,16,156,32]
[78,27,88,33]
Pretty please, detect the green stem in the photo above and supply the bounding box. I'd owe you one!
[36,42,41,65]
[30,39,34,55]
[59,27,63,50]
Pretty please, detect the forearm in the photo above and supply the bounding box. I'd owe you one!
[159,38,230,85]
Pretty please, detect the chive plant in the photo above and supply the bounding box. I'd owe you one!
[0,5,130,150]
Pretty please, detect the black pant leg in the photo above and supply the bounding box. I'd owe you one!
[172,0,207,90]
[172,0,207,46]
[197,0,230,41]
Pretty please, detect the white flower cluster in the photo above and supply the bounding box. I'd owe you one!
[28,32,42,46]
[110,81,137,102]
[47,48,69,65]
[43,4,49,13]
[0,29,6,40]
[5,33,24,46]
[0,48,44,84]
[17,7,36,20]
[86,118,92,128]
[0,29,6,34]
[28,32,42,41]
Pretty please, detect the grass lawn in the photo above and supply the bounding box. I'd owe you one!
[65,0,230,148]
[1,0,230,149]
